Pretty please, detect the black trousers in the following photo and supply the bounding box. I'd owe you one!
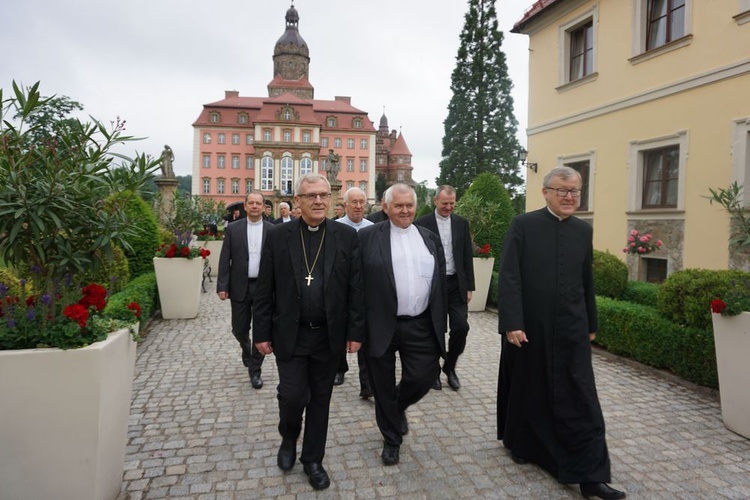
[336,350,370,390]
[444,274,470,372]
[230,279,264,375]
[365,312,441,446]
[275,325,338,464]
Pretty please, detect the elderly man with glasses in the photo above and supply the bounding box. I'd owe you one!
[496,166,626,499]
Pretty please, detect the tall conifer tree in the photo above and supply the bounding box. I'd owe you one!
[438,0,522,197]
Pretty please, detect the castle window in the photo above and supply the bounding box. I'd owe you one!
[246,134,254,145]
[238,113,248,124]
[327,117,336,127]
[232,134,240,145]
[202,178,211,193]
[210,112,220,123]
[353,118,362,129]
[300,157,313,175]
[261,156,273,190]
[218,133,226,145]
[203,133,211,144]
[231,179,240,194]
[217,178,225,194]
[202,154,210,168]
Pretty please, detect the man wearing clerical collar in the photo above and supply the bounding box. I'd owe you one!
[253,173,365,491]
[358,183,447,467]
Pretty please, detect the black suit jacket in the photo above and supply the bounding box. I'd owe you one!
[271,217,292,225]
[359,221,447,358]
[366,210,388,223]
[414,212,476,303]
[217,218,273,300]
[253,219,366,361]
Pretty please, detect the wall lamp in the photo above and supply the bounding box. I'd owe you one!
[518,148,537,173]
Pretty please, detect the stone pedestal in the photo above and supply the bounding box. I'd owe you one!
[155,177,179,226]
[329,182,342,218]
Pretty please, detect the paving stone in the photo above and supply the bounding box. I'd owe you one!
[122,292,750,498]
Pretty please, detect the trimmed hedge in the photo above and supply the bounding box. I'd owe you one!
[657,268,750,331]
[592,250,628,299]
[117,191,161,279]
[621,280,660,308]
[596,296,718,388]
[488,270,499,308]
[104,272,158,331]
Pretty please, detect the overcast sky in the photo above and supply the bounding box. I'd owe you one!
[2,0,531,187]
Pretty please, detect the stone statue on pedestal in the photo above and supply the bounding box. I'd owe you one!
[160,145,175,178]
[326,149,340,184]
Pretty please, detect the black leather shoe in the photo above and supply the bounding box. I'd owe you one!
[580,482,626,499]
[398,411,408,436]
[250,373,263,389]
[381,443,400,466]
[277,439,296,471]
[303,462,330,490]
[359,386,373,399]
[432,377,442,390]
[444,369,461,390]
[333,372,345,386]
[510,452,528,464]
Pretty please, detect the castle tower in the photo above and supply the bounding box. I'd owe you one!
[268,3,314,99]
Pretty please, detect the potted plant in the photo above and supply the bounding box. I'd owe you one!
[470,243,494,312]
[195,196,226,278]
[153,238,210,319]
[0,81,158,499]
[707,183,750,439]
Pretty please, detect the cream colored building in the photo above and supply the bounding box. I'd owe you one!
[512,0,750,281]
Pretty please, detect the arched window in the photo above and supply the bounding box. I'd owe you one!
[300,157,313,175]
[281,156,293,195]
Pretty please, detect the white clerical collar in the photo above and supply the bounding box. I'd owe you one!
[546,206,566,221]
[391,223,412,234]
[247,218,263,226]
[434,210,450,222]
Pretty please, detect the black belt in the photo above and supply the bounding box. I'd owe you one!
[396,309,429,321]
[248,277,258,282]
[302,321,326,330]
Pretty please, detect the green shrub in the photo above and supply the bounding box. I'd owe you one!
[116,191,161,278]
[596,297,718,388]
[487,270,499,308]
[622,280,660,308]
[104,272,157,330]
[0,267,21,296]
[89,246,130,292]
[455,173,515,264]
[592,250,628,299]
[657,268,750,330]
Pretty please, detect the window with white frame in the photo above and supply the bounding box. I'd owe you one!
[327,117,336,127]
[238,113,248,124]
[284,109,292,120]
[283,130,292,142]
[560,151,595,212]
[217,155,226,168]
[202,154,210,168]
[218,133,226,144]
[232,155,240,169]
[232,134,240,145]
[246,179,253,194]
[263,129,272,141]
[559,9,597,86]
[210,112,220,123]
[628,131,687,211]
[347,181,354,189]
[246,134,254,145]
[360,139,368,149]
[321,137,329,148]
[353,118,362,129]
[231,179,240,194]
[360,159,367,172]
[203,133,211,144]
[203,178,211,193]
[302,131,311,143]
[346,159,354,172]
[217,179,225,194]
[300,157,313,175]
[261,156,273,190]
[359,181,367,191]
[631,0,692,58]
[320,159,328,171]
[246,156,253,169]
[347,139,355,149]
[732,118,750,206]
[334,138,342,148]
[280,156,293,195]
[378,157,385,165]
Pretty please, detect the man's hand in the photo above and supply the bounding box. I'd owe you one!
[506,330,528,348]
[467,291,473,303]
[217,291,228,301]
[589,333,596,342]
[256,341,273,356]
[346,341,362,354]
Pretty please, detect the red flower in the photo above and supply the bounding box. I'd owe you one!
[26,295,36,307]
[165,248,176,258]
[80,283,108,311]
[181,246,191,257]
[710,299,727,314]
[199,248,211,258]
[127,301,142,319]
[479,244,491,255]
[63,303,90,329]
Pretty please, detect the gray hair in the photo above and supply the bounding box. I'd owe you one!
[383,183,417,206]
[279,201,290,210]
[245,191,264,203]
[294,173,331,195]
[342,187,365,203]
[543,166,581,188]
[435,185,456,198]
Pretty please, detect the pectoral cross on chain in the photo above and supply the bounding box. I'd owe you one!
[305,274,314,286]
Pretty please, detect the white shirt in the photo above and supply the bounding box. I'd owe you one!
[435,211,455,275]
[336,215,374,232]
[246,219,263,278]
[390,224,433,317]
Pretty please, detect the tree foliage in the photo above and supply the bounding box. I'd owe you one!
[438,0,523,198]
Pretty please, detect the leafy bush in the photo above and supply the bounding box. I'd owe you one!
[117,191,160,278]
[0,267,20,297]
[622,280,660,308]
[89,246,130,292]
[657,268,750,330]
[104,272,157,331]
[592,250,628,299]
[455,173,515,264]
[596,297,717,388]
[488,270,499,308]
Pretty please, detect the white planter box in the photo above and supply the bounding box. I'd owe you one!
[711,312,750,439]
[0,327,137,500]
[154,257,203,319]
[202,240,223,278]
[469,257,495,312]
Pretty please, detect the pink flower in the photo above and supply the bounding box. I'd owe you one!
[657,240,663,247]
[637,247,646,253]
[630,242,636,248]
[630,230,638,236]
[627,236,635,242]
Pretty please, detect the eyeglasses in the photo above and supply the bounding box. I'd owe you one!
[546,187,581,198]
[298,192,331,201]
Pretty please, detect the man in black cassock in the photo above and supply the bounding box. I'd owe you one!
[497,166,626,500]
